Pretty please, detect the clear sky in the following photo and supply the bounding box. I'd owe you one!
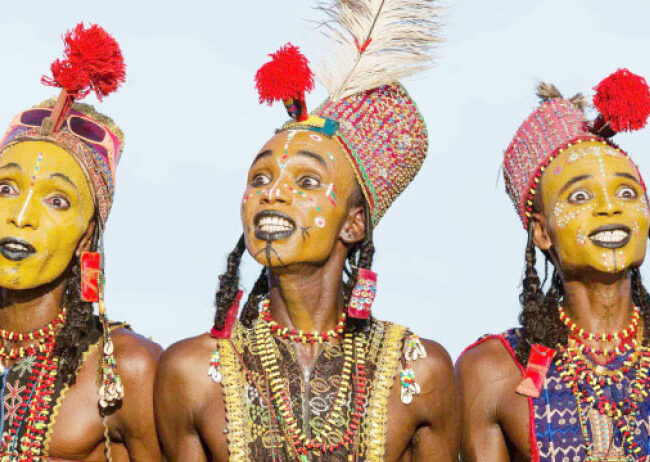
[1,0,650,360]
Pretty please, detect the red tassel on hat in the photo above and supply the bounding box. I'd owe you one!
[210,290,244,339]
[255,43,314,122]
[593,68,650,135]
[41,23,126,133]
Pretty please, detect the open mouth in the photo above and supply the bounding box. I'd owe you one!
[254,210,296,241]
[0,238,36,261]
[589,225,631,249]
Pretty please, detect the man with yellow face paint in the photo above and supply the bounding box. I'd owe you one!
[155,1,459,461]
[0,24,161,460]
[457,71,650,461]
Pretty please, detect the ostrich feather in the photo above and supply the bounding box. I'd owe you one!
[315,0,442,101]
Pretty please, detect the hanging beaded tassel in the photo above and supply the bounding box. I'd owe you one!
[400,334,426,404]
[348,268,377,319]
[95,239,123,410]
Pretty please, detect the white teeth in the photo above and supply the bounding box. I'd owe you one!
[590,230,629,243]
[258,216,294,233]
[4,243,27,251]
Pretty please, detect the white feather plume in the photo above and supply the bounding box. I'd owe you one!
[315,0,443,101]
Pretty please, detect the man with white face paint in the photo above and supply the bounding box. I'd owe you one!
[155,1,459,460]
[458,71,650,461]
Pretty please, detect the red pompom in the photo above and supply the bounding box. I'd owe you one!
[255,43,314,105]
[593,68,650,133]
[41,23,126,101]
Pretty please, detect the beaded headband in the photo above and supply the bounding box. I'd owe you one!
[503,69,650,229]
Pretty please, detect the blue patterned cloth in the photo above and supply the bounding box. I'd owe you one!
[501,328,650,461]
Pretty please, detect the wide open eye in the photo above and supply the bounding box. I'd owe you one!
[297,175,321,190]
[568,189,592,204]
[616,185,638,200]
[251,174,271,187]
[43,195,70,210]
[0,182,18,197]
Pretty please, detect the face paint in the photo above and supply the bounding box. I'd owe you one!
[541,141,649,275]
[0,141,94,289]
[242,130,359,267]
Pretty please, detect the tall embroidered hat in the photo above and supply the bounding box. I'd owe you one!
[504,69,650,229]
[0,23,125,226]
[0,23,127,410]
[254,0,442,226]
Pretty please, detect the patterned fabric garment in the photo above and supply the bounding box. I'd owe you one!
[218,318,409,462]
[489,329,650,462]
[0,316,127,461]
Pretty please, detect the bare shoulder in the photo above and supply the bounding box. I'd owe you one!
[414,338,455,392]
[156,333,216,398]
[110,327,163,379]
[455,334,524,424]
[455,335,521,388]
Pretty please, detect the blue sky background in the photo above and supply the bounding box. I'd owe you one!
[1,0,650,359]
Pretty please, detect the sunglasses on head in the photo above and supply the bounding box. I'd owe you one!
[14,108,114,157]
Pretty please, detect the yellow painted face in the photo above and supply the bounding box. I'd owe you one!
[242,130,360,267]
[540,141,649,274]
[0,141,94,289]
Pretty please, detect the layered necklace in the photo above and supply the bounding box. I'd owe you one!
[252,302,368,460]
[556,306,649,458]
[260,299,347,344]
[0,309,65,460]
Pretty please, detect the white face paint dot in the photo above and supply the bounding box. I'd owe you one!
[315,217,325,228]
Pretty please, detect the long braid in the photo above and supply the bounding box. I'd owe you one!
[54,252,95,386]
[213,235,246,330]
[241,268,269,328]
[515,223,567,364]
[630,267,650,346]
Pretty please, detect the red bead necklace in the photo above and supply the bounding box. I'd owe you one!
[0,308,67,363]
[0,309,64,459]
[260,299,347,344]
[559,305,640,342]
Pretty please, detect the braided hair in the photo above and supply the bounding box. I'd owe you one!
[515,222,650,364]
[54,217,101,386]
[213,185,374,330]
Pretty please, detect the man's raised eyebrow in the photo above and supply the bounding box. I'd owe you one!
[296,150,327,168]
[559,174,592,194]
[615,172,641,184]
[251,149,273,167]
[0,163,21,172]
[50,173,78,190]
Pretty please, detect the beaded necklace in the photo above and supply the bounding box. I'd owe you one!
[0,310,63,460]
[559,305,640,342]
[556,326,650,458]
[254,312,368,460]
[0,308,66,365]
[260,299,347,344]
